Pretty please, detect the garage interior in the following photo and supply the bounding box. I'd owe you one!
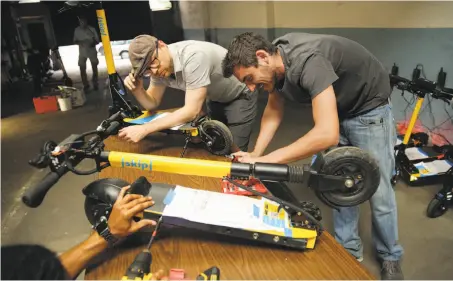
[1,1,453,280]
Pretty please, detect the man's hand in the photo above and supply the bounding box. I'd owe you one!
[150,269,169,280]
[108,186,157,238]
[57,185,156,279]
[232,151,261,164]
[124,73,144,93]
[118,125,150,143]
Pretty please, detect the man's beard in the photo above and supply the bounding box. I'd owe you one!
[268,71,280,93]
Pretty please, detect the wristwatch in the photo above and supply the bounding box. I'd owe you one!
[94,216,119,247]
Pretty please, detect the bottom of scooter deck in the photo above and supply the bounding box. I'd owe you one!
[140,182,318,250]
[123,110,196,131]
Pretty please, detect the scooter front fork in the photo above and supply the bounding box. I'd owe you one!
[435,189,452,203]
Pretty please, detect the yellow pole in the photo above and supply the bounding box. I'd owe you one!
[96,9,116,75]
[403,97,424,144]
[108,151,233,178]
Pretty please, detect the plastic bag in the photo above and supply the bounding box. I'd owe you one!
[396,120,426,135]
[429,128,452,147]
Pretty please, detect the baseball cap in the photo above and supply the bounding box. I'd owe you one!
[129,35,158,79]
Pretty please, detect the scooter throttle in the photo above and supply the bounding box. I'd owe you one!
[105,121,121,136]
[22,171,61,208]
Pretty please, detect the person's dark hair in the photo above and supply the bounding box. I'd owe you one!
[1,245,69,280]
[222,32,277,78]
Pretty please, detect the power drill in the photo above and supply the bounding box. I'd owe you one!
[122,217,163,280]
[196,266,220,280]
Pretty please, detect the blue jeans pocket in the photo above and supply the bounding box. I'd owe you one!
[357,105,389,127]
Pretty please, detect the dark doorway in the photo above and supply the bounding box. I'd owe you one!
[150,1,184,44]
[27,22,48,51]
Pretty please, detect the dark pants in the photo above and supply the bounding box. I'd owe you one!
[78,55,99,89]
[206,89,258,152]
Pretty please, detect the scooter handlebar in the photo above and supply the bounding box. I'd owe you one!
[22,171,61,208]
[230,162,307,183]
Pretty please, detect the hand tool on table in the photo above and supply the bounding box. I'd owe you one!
[197,266,220,280]
[122,217,163,280]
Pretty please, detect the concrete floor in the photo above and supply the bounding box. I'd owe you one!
[2,61,453,280]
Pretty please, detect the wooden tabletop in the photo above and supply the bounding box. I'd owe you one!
[84,134,376,280]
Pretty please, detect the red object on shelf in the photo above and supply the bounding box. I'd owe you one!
[33,96,58,114]
[169,269,185,280]
[221,177,268,196]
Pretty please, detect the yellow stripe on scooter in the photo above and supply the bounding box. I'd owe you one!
[108,151,232,178]
[403,97,424,144]
[123,111,152,123]
[96,9,115,75]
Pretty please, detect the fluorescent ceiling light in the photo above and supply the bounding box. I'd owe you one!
[149,0,172,11]
[19,0,41,3]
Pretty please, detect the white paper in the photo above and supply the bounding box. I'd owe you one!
[149,113,185,130]
[423,160,452,174]
[405,147,429,160]
[162,186,292,233]
[415,160,453,176]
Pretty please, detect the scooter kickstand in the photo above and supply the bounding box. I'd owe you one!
[180,136,191,158]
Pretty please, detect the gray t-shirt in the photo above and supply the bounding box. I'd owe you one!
[273,33,391,119]
[151,40,247,103]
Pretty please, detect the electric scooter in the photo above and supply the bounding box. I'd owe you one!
[23,108,381,250]
[58,1,234,157]
[390,74,453,186]
[22,1,381,252]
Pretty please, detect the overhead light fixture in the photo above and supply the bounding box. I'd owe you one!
[149,0,172,11]
[19,0,41,3]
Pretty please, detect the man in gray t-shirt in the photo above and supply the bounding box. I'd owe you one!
[119,35,257,152]
[222,32,403,280]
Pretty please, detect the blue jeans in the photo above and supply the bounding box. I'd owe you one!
[333,103,404,261]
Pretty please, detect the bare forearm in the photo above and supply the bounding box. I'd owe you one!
[260,127,338,164]
[132,89,159,111]
[58,232,108,279]
[253,109,283,155]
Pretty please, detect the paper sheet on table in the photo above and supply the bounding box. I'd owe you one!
[162,186,292,233]
[148,112,185,130]
[405,147,429,160]
[414,160,453,177]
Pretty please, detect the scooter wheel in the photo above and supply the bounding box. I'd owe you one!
[391,172,399,186]
[83,178,129,225]
[201,120,233,156]
[315,147,380,208]
[426,198,448,218]
[84,197,112,226]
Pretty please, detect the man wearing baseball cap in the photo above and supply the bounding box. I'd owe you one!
[119,35,258,152]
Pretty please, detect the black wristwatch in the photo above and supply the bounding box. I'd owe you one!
[94,216,119,247]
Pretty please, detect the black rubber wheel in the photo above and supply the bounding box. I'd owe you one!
[83,178,129,225]
[391,175,397,186]
[315,147,380,208]
[201,120,233,156]
[120,51,129,59]
[426,198,448,218]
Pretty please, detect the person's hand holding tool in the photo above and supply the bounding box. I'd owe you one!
[150,269,169,280]
[108,185,157,238]
[124,73,144,93]
[57,185,156,279]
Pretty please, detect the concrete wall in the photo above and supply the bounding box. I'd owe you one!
[180,1,453,143]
